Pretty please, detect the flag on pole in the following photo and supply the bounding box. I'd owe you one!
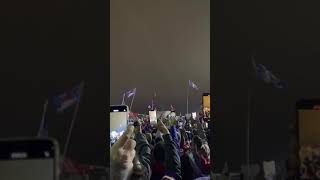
[170,104,175,112]
[126,88,136,98]
[252,57,284,88]
[189,80,199,90]
[53,85,81,113]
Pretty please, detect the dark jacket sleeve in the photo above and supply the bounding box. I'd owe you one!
[170,126,180,149]
[163,133,182,180]
[135,132,152,179]
[196,122,207,141]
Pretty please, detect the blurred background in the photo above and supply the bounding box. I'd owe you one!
[213,0,320,172]
[0,0,107,166]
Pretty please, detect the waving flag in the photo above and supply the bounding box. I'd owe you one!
[126,88,136,98]
[53,85,81,113]
[189,80,199,90]
[170,105,175,112]
[252,57,284,88]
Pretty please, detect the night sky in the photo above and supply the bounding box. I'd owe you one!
[0,0,108,165]
[110,0,210,114]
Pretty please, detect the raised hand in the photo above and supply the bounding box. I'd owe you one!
[157,118,170,135]
[110,126,136,173]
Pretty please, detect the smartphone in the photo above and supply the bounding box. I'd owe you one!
[110,105,129,145]
[0,138,59,180]
[202,93,210,119]
[295,99,320,179]
[149,110,157,127]
[192,112,197,120]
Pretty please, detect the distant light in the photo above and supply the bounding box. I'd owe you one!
[44,151,50,157]
[192,112,197,119]
[113,110,119,112]
[11,152,27,159]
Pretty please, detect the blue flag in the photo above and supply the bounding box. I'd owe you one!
[189,80,199,90]
[126,88,136,98]
[53,85,81,113]
[252,57,284,88]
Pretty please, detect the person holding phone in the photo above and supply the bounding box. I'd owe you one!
[111,118,182,180]
[150,119,182,180]
[110,125,137,180]
[131,118,152,180]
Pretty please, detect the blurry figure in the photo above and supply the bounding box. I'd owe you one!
[152,141,166,179]
[179,129,191,155]
[151,119,182,180]
[198,143,210,174]
[181,135,211,180]
[145,133,153,145]
[131,117,152,180]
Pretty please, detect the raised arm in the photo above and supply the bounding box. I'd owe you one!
[157,119,182,180]
[134,119,152,179]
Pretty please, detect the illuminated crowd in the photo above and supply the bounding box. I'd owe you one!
[110,110,211,180]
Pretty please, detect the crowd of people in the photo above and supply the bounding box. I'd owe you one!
[110,111,211,180]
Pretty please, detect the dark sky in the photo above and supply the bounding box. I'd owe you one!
[213,0,320,171]
[0,0,108,165]
[110,0,210,114]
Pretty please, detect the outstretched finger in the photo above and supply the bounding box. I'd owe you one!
[123,139,136,151]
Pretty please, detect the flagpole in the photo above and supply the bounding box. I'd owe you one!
[130,90,136,111]
[37,99,49,137]
[121,93,125,105]
[187,82,189,114]
[153,92,156,110]
[247,55,255,180]
[151,99,154,110]
[62,81,85,161]
[247,87,251,180]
